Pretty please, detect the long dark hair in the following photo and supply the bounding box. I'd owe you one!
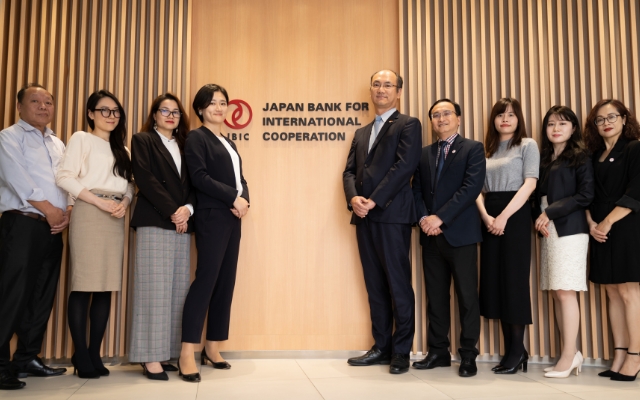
[485,98,527,158]
[540,106,588,168]
[86,90,132,181]
[583,99,640,153]
[140,93,190,151]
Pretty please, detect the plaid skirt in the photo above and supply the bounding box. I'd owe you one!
[129,226,191,362]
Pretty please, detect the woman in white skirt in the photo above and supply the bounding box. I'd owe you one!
[129,93,195,380]
[56,90,134,379]
[533,105,594,378]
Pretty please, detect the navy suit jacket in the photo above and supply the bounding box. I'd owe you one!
[343,111,422,225]
[412,135,486,247]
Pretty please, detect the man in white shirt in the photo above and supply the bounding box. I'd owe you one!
[0,84,70,390]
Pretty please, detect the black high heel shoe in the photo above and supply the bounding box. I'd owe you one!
[88,353,110,376]
[71,354,100,379]
[177,360,201,383]
[610,351,640,382]
[201,348,231,369]
[494,350,528,374]
[141,363,169,381]
[599,347,628,377]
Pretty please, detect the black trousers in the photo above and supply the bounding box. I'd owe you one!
[479,191,533,325]
[355,220,414,355]
[423,235,480,359]
[0,213,63,371]
[182,208,241,343]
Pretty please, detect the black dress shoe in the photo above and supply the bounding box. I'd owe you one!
[347,347,391,366]
[389,353,410,374]
[201,349,231,369]
[0,370,25,390]
[161,363,179,372]
[495,350,528,374]
[412,352,451,369]
[177,360,201,383]
[16,356,66,378]
[458,358,478,377]
[141,363,169,381]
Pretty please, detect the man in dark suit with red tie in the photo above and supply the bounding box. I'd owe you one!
[411,99,485,377]
[343,70,422,374]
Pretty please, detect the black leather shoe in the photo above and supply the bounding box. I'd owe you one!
[177,360,201,383]
[347,347,391,366]
[389,353,410,374]
[495,350,528,374]
[412,352,451,369]
[161,363,178,372]
[16,356,66,378]
[458,358,478,377]
[141,363,169,381]
[0,370,25,390]
[201,348,231,369]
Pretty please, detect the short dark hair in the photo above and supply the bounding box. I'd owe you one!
[17,83,54,103]
[370,70,403,89]
[428,99,461,120]
[192,84,229,122]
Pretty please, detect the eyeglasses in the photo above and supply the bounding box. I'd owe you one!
[158,108,181,118]
[371,82,397,90]
[594,114,621,126]
[94,108,121,118]
[431,110,455,119]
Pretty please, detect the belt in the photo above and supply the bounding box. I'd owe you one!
[6,210,47,222]
[93,193,123,201]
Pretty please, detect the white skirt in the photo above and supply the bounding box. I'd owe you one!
[539,196,589,291]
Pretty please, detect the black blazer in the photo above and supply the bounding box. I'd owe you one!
[532,159,594,237]
[130,131,196,232]
[343,111,422,225]
[184,126,249,210]
[412,135,486,247]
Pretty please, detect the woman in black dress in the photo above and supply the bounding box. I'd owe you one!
[583,99,640,381]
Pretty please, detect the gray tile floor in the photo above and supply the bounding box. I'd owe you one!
[7,359,640,399]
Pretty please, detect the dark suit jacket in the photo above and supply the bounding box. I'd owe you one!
[130,131,196,232]
[184,126,249,210]
[412,135,486,247]
[343,110,422,225]
[532,159,594,237]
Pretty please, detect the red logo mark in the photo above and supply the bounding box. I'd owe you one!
[225,99,252,129]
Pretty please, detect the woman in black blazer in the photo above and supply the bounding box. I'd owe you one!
[177,84,249,383]
[129,93,195,380]
[532,106,593,378]
[584,99,640,382]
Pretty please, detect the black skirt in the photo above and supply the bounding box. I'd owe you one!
[479,191,533,325]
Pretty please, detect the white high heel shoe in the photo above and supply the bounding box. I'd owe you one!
[544,351,583,378]
[543,365,555,372]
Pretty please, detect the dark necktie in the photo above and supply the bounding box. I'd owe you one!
[435,141,446,188]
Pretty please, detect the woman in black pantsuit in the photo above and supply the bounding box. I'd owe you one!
[584,99,640,382]
[177,84,250,383]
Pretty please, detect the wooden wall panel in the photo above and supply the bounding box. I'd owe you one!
[0,0,192,360]
[190,0,399,351]
[400,0,640,361]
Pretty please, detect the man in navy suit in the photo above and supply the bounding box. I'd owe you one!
[411,99,485,377]
[343,70,422,374]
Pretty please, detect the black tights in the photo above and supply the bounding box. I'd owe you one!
[67,291,111,372]
[501,322,526,368]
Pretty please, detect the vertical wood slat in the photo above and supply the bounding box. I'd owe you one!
[1,0,192,360]
[400,0,640,361]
